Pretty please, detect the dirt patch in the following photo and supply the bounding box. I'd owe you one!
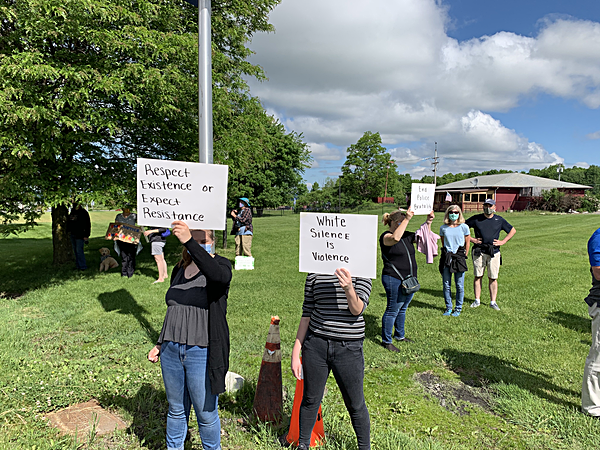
[415,371,493,416]
[46,399,128,441]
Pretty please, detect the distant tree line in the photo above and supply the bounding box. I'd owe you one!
[298,131,600,212]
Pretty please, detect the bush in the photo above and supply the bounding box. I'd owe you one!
[529,189,582,212]
[580,193,600,213]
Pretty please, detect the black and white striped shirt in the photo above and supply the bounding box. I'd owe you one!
[302,273,372,340]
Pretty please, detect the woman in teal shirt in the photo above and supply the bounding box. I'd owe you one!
[439,206,470,316]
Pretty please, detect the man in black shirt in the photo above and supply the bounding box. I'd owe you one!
[465,199,516,311]
[67,203,91,270]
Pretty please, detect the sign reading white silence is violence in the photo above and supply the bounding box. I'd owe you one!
[410,183,436,215]
[299,213,378,279]
[136,157,229,230]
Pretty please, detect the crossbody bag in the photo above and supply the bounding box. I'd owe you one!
[382,239,421,295]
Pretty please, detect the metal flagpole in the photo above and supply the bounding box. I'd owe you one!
[198,0,213,165]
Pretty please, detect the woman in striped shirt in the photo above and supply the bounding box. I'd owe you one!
[291,268,372,450]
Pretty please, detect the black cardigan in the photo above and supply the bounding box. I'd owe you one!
[168,238,232,395]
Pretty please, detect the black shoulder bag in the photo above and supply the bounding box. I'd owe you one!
[383,239,421,295]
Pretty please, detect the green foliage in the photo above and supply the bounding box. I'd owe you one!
[528,164,600,196]
[580,193,600,213]
[0,0,310,255]
[528,188,585,212]
[297,177,342,211]
[340,131,394,205]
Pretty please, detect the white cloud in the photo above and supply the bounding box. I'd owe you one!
[572,162,590,169]
[587,131,600,140]
[248,0,600,177]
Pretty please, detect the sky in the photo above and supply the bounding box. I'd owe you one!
[246,0,600,186]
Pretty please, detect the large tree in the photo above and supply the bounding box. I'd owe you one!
[339,131,394,205]
[0,0,307,263]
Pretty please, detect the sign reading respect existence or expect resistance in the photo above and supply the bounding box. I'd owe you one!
[299,213,378,279]
[410,183,436,215]
[136,158,229,230]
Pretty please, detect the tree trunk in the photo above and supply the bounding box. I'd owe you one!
[52,205,73,266]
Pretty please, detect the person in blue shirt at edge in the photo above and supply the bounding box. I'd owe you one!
[465,199,516,311]
[439,205,470,317]
[582,227,600,417]
[230,197,253,257]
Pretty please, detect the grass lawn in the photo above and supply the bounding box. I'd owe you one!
[1,209,600,449]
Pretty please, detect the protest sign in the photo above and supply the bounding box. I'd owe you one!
[299,213,378,279]
[137,158,228,230]
[410,183,435,215]
[105,222,143,245]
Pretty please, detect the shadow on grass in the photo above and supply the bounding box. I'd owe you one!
[98,289,159,343]
[0,236,182,296]
[442,349,580,409]
[363,313,382,345]
[547,311,590,334]
[415,287,445,301]
[100,383,167,450]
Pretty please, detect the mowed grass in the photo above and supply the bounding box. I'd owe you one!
[1,210,600,449]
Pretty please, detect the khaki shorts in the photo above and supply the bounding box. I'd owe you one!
[472,250,501,279]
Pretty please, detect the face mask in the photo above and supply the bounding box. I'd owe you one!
[200,243,213,254]
[239,202,245,208]
[449,213,459,221]
[483,206,494,215]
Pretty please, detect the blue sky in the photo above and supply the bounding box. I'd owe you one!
[246,0,600,186]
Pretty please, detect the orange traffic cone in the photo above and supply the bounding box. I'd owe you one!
[252,316,283,423]
[285,358,325,447]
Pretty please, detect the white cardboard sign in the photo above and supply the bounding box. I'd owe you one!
[136,158,229,230]
[410,183,436,215]
[299,213,378,279]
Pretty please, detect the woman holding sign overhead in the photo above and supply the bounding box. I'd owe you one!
[148,221,232,450]
[380,208,434,352]
[291,269,372,450]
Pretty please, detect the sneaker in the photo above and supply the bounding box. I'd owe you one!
[451,310,461,317]
[470,300,481,308]
[382,342,401,352]
[442,309,452,316]
[397,337,414,343]
[490,302,500,311]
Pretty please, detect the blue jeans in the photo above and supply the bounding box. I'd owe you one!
[300,333,370,450]
[160,342,221,450]
[381,275,414,343]
[442,267,465,312]
[70,235,87,270]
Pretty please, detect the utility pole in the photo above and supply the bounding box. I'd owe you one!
[198,0,213,165]
[383,160,395,200]
[432,142,439,185]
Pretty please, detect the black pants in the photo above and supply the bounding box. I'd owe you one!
[299,333,370,449]
[117,241,136,277]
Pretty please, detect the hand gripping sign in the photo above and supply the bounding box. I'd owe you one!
[299,213,378,279]
[137,158,229,230]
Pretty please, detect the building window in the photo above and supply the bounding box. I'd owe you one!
[464,192,489,202]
